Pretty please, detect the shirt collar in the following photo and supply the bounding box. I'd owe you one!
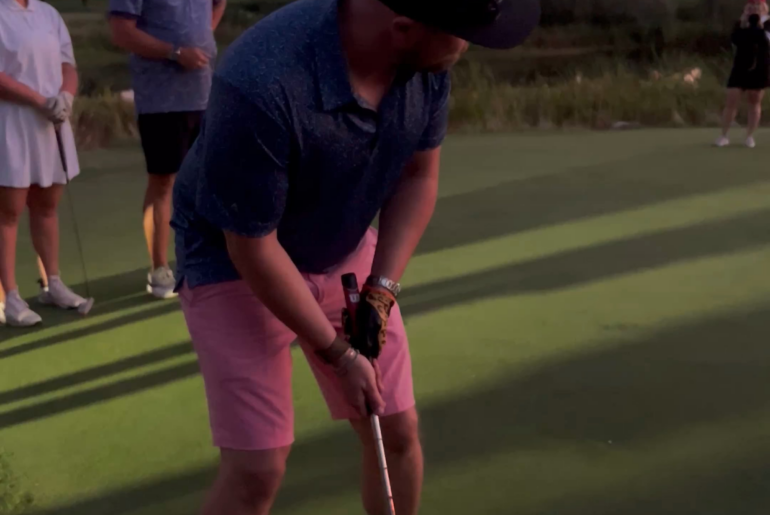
[312,0,357,112]
[2,0,36,11]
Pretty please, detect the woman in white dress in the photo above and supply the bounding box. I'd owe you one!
[0,0,90,326]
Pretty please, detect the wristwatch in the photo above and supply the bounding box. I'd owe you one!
[366,275,401,298]
[167,47,182,62]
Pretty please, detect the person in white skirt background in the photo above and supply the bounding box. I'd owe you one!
[0,0,91,326]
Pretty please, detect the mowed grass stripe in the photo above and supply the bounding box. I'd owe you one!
[407,182,770,287]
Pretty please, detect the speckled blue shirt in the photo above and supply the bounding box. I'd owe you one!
[172,0,450,289]
[108,0,220,114]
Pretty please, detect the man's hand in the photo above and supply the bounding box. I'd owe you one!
[337,347,386,417]
[317,337,385,417]
[177,48,210,71]
[350,285,396,361]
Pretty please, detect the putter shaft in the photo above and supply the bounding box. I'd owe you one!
[55,127,92,299]
[371,413,396,515]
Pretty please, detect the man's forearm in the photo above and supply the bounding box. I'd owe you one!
[60,64,78,96]
[0,72,45,108]
[212,0,227,30]
[225,231,338,351]
[371,175,439,282]
[109,19,173,61]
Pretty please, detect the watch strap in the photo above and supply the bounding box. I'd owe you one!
[366,275,401,297]
[167,47,182,62]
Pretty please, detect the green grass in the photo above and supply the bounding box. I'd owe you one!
[2,129,770,514]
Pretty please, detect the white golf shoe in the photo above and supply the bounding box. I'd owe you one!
[147,266,178,300]
[745,136,756,149]
[5,290,42,327]
[39,276,89,310]
[714,136,730,147]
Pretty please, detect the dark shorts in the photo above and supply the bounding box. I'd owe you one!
[727,65,770,91]
[137,111,203,176]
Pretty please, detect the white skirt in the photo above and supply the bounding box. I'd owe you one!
[0,101,80,188]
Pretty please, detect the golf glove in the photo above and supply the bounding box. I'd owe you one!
[58,91,75,117]
[43,96,68,123]
[348,285,396,360]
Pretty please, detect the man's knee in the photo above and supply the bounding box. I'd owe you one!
[218,447,290,508]
[381,409,421,456]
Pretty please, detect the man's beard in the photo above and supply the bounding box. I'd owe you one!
[400,49,460,74]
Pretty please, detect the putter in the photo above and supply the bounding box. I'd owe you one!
[342,273,396,515]
[55,126,94,316]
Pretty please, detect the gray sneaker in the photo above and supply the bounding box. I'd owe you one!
[39,277,87,310]
[5,291,42,327]
[147,266,178,300]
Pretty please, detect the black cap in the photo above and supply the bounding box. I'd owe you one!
[379,0,540,50]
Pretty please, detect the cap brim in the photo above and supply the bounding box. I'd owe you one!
[447,0,541,50]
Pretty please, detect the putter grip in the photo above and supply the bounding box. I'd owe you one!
[342,273,359,291]
[342,273,360,334]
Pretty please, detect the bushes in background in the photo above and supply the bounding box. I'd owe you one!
[71,93,137,149]
[449,58,757,131]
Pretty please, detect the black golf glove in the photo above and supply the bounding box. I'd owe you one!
[343,285,396,360]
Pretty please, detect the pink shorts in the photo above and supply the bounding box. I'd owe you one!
[179,228,415,451]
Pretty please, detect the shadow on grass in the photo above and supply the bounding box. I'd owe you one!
[0,341,194,406]
[29,303,770,515]
[0,360,199,431]
[417,151,770,255]
[0,266,176,345]
[403,208,770,316]
[3,206,769,405]
[0,301,181,360]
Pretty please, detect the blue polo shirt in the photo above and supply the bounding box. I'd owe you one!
[108,0,220,114]
[172,0,450,289]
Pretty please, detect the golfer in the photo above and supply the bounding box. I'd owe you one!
[715,0,770,148]
[108,0,226,299]
[0,0,89,327]
[172,0,539,513]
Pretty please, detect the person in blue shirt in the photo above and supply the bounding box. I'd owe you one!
[172,0,539,513]
[107,0,226,299]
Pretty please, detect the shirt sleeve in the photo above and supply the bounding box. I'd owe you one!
[417,72,451,151]
[55,11,76,66]
[194,76,292,237]
[108,0,143,17]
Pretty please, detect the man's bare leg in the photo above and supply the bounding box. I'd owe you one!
[142,174,176,270]
[352,407,423,515]
[201,447,291,515]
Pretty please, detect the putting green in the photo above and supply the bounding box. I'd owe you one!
[2,129,770,515]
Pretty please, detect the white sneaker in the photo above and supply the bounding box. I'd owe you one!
[714,136,730,147]
[147,266,178,299]
[746,136,756,149]
[0,302,5,325]
[39,276,88,310]
[5,291,42,327]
